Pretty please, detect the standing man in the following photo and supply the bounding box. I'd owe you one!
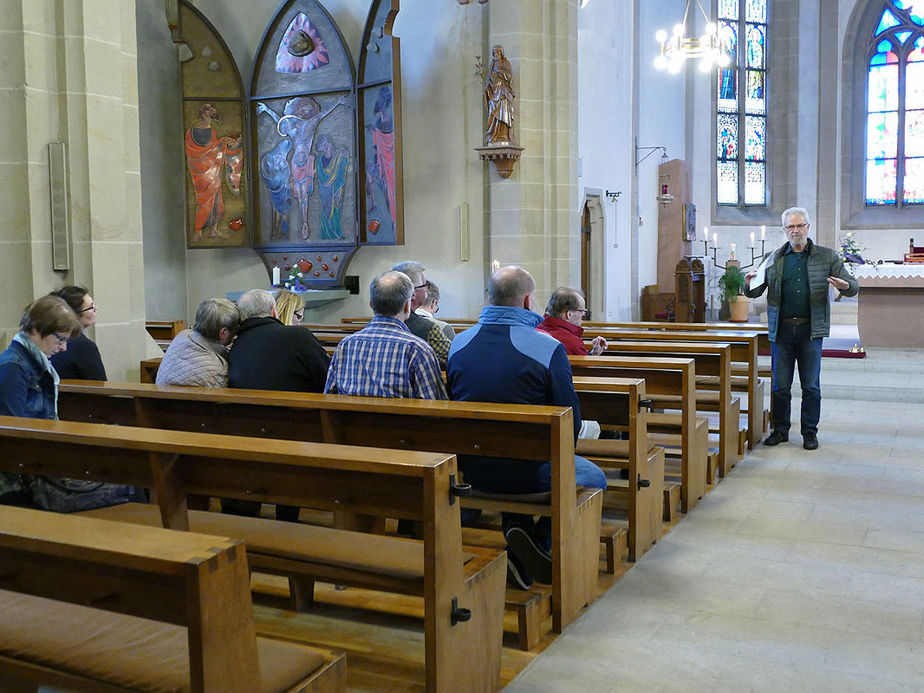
[324,271,446,400]
[745,207,858,450]
[392,261,454,367]
[537,287,608,355]
[447,266,606,589]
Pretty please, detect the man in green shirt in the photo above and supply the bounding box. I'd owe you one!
[745,207,858,450]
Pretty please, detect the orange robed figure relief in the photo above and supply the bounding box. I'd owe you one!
[185,103,243,241]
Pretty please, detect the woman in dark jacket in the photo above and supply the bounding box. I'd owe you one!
[0,295,135,509]
[49,285,107,380]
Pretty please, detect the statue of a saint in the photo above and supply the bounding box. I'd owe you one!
[483,45,515,146]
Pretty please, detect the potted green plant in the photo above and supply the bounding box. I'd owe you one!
[718,263,750,322]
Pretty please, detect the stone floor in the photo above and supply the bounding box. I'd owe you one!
[504,347,924,692]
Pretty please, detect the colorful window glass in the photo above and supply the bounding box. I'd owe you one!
[865,4,924,206]
[716,0,767,206]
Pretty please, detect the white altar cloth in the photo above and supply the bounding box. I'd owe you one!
[849,263,924,279]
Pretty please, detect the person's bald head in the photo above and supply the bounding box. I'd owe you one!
[370,270,414,320]
[488,265,536,311]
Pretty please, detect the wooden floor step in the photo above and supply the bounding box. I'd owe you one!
[504,588,552,651]
[706,452,719,485]
[663,483,681,523]
[600,523,628,575]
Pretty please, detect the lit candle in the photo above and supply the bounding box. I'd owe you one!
[730,243,736,255]
[761,225,766,240]
[272,266,280,285]
[713,232,718,246]
[703,226,709,242]
[750,231,755,246]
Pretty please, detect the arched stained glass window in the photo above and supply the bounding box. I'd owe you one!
[716,0,768,207]
[866,1,924,205]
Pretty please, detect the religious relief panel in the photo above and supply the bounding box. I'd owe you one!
[173,0,403,287]
[177,2,249,248]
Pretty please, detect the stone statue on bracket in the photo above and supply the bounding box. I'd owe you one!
[476,44,523,179]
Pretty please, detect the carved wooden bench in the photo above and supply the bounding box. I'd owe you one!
[0,504,346,693]
[0,415,503,692]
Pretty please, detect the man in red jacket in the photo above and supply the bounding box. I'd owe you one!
[536,288,608,356]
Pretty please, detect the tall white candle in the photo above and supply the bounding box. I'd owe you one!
[703,226,709,242]
[761,225,766,240]
[713,232,718,246]
[730,243,736,254]
[750,232,755,246]
[272,266,280,285]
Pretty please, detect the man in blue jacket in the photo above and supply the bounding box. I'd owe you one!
[745,207,859,450]
[447,266,606,589]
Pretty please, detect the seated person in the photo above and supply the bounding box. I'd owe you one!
[414,280,455,342]
[273,288,306,325]
[225,289,330,521]
[392,261,454,367]
[49,285,107,380]
[156,298,240,388]
[0,295,138,510]
[537,287,607,355]
[447,266,606,589]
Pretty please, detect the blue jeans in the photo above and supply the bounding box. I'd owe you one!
[460,455,607,553]
[771,322,823,436]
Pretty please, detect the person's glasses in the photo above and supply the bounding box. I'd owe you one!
[52,332,69,345]
[293,309,305,322]
[784,223,809,231]
[571,308,590,319]
[77,303,96,314]
[414,282,430,290]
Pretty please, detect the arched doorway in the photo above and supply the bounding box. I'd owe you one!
[580,195,606,319]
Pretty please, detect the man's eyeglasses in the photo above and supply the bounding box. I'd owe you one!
[77,303,96,314]
[414,282,430,291]
[571,308,590,319]
[784,223,809,231]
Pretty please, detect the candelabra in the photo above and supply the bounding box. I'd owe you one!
[702,236,768,270]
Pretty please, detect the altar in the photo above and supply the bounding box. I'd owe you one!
[853,264,924,348]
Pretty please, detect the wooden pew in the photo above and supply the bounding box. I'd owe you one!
[570,376,664,560]
[594,341,740,476]
[571,356,707,514]
[579,328,764,449]
[56,382,602,637]
[0,504,346,693]
[0,416,503,693]
[146,319,185,352]
[140,356,163,383]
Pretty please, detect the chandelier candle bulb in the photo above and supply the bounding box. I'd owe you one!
[750,231,755,246]
[703,226,708,242]
[761,225,766,240]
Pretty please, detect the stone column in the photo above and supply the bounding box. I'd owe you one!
[485,0,579,308]
[0,0,148,380]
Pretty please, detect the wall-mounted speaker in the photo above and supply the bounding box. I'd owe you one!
[48,142,70,271]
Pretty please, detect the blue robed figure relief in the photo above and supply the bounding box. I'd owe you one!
[315,134,351,240]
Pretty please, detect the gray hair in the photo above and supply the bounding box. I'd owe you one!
[193,298,240,341]
[424,280,441,304]
[370,271,414,317]
[391,260,426,286]
[545,287,583,319]
[488,265,535,307]
[781,207,811,227]
[237,289,276,320]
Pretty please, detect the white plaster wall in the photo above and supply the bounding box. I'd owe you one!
[578,0,634,320]
[637,0,686,295]
[137,0,488,323]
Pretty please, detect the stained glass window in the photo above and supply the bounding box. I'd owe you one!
[865,4,924,206]
[716,0,767,206]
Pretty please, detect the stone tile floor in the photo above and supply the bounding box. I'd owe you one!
[504,349,924,692]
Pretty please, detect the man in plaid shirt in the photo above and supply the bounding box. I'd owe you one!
[324,270,447,400]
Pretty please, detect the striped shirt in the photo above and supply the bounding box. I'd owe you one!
[323,316,448,400]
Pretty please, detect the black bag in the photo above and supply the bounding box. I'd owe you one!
[31,476,136,513]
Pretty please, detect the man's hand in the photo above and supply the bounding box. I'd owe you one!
[827,276,849,290]
[590,336,608,355]
[744,270,757,288]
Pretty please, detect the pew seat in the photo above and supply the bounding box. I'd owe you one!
[0,505,346,693]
